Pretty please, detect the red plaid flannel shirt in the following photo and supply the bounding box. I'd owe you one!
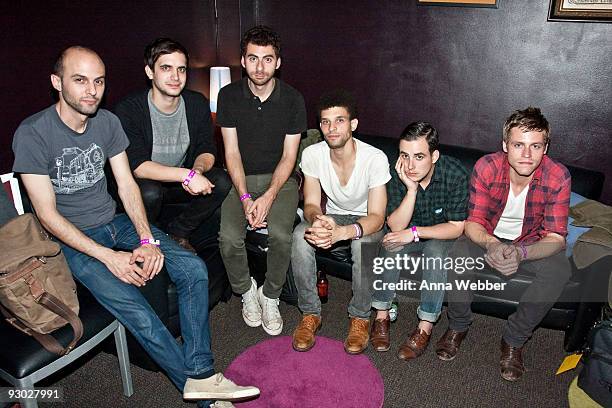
[467,152,571,244]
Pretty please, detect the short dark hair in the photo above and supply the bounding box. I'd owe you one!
[400,122,439,154]
[241,25,281,58]
[503,107,550,144]
[53,45,99,77]
[144,38,189,70]
[317,89,358,120]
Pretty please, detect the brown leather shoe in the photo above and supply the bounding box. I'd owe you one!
[292,314,321,352]
[398,327,431,360]
[344,318,370,354]
[500,339,525,381]
[435,328,468,361]
[169,234,197,253]
[370,317,391,352]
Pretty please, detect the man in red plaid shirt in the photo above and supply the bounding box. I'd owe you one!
[435,107,571,382]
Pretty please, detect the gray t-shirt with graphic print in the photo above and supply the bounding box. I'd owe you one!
[12,105,129,230]
[148,90,190,167]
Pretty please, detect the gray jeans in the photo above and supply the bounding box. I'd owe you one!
[446,235,572,347]
[292,214,385,319]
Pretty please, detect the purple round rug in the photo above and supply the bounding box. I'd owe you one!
[225,336,384,408]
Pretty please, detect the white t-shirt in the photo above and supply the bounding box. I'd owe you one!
[493,185,528,240]
[300,138,391,216]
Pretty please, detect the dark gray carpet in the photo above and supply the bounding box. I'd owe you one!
[30,275,575,407]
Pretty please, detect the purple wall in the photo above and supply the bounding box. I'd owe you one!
[1,0,217,174]
[3,0,611,202]
[247,0,612,203]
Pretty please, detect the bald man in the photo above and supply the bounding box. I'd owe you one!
[12,46,258,407]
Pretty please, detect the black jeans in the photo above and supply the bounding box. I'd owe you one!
[446,235,572,347]
[137,167,231,239]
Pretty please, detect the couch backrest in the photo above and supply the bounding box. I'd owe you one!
[355,132,604,201]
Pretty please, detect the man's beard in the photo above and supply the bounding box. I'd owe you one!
[62,92,100,116]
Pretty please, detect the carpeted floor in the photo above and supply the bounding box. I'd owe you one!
[14,275,577,408]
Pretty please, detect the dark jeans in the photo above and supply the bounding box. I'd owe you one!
[446,235,572,347]
[137,167,231,239]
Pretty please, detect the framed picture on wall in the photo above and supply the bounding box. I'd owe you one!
[417,0,498,7]
[549,0,612,22]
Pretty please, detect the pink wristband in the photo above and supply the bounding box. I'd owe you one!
[183,170,196,186]
[352,223,361,240]
[518,243,527,260]
[411,226,419,242]
[240,193,252,202]
[140,238,160,247]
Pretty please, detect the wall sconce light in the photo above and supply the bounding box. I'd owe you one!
[209,66,231,113]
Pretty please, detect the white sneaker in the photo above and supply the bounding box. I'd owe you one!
[183,373,260,401]
[210,401,235,408]
[242,277,262,327]
[257,286,283,336]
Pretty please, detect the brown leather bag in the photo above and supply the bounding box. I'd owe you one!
[0,213,83,355]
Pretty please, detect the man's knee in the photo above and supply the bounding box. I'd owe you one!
[268,224,293,249]
[292,221,308,242]
[538,251,572,283]
[423,238,453,258]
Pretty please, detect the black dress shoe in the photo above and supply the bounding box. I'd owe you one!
[500,338,525,381]
[435,328,468,361]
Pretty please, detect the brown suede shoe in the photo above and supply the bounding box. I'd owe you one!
[435,328,468,361]
[292,314,322,352]
[344,318,370,354]
[397,327,431,360]
[169,234,197,253]
[500,339,525,381]
[370,316,391,352]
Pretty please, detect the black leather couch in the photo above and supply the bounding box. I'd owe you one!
[315,132,608,352]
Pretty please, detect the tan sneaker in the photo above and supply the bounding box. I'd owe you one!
[183,373,260,401]
[344,317,370,355]
[292,314,322,352]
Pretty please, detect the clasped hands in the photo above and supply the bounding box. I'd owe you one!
[242,192,274,229]
[484,242,523,276]
[304,215,345,249]
[102,244,164,287]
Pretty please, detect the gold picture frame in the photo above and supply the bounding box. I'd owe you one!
[549,0,612,23]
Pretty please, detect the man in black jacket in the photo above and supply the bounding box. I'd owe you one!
[115,38,230,251]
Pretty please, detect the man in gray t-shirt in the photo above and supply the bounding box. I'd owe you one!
[13,104,127,230]
[12,46,258,406]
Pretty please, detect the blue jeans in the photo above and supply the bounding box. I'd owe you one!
[372,239,454,322]
[60,214,213,393]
